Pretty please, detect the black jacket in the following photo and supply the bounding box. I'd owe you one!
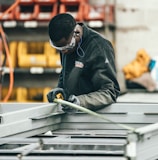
[58,23,120,110]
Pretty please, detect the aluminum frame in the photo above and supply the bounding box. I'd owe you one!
[0,102,158,159]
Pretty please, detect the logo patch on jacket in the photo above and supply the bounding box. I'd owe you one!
[75,61,84,68]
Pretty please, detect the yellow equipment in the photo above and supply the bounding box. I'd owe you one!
[123,49,151,80]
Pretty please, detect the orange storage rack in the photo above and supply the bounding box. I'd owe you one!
[59,0,85,21]
[14,1,38,21]
[105,4,115,24]
[34,0,58,21]
[83,3,105,21]
[0,4,15,20]
[34,0,57,4]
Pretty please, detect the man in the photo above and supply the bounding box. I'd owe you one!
[47,13,120,112]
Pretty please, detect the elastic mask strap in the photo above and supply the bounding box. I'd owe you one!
[76,37,85,57]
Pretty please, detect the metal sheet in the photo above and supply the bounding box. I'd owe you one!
[117,92,158,103]
[0,102,158,159]
[0,137,126,160]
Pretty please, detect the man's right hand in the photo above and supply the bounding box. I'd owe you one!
[47,88,66,102]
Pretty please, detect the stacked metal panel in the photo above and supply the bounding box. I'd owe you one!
[0,95,158,159]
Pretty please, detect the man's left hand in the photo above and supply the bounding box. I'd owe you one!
[62,95,80,113]
[68,95,80,105]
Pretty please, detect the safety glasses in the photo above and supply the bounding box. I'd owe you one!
[49,35,76,51]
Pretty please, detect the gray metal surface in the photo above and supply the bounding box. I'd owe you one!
[0,100,158,159]
[0,136,126,160]
[117,92,158,103]
[0,103,47,113]
[1,102,158,137]
[126,122,158,160]
[0,103,61,137]
[0,123,158,160]
[0,137,127,160]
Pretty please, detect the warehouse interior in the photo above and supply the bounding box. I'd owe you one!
[1,1,158,159]
[0,0,158,102]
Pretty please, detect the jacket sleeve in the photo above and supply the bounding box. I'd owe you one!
[77,40,120,111]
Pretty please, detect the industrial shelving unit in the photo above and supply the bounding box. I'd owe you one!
[0,0,116,102]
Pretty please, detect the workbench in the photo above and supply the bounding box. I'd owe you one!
[0,92,158,160]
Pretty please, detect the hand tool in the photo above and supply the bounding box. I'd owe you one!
[53,98,136,132]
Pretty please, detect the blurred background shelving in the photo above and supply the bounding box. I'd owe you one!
[1,0,115,102]
[1,0,158,102]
